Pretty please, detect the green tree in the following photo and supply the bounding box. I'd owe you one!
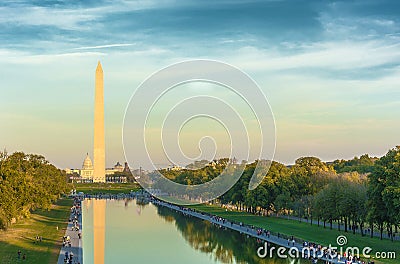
[368,147,400,240]
[0,151,69,229]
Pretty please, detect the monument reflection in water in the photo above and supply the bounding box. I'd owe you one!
[83,199,302,264]
[83,199,105,264]
[93,199,106,264]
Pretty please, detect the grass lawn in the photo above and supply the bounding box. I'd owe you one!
[191,204,399,264]
[0,198,72,264]
[74,182,140,194]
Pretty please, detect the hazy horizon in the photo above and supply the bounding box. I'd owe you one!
[0,145,387,171]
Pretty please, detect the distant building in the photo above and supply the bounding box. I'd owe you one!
[106,161,124,175]
[81,153,94,180]
[66,154,128,183]
[123,162,131,173]
[165,164,183,171]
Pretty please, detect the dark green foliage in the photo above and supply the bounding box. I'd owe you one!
[154,148,400,237]
[0,151,69,229]
[367,146,400,240]
[333,154,376,173]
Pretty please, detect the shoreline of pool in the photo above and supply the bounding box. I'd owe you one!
[152,199,344,264]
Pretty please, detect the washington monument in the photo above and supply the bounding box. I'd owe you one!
[93,61,106,183]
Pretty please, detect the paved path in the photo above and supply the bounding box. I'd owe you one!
[152,199,354,264]
[57,201,83,264]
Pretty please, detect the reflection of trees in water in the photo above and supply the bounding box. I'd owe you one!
[134,199,149,215]
[136,197,149,206]
[124,198,135,209]
[156,206,297,264]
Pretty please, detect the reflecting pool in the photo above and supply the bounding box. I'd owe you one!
[82,199,303,264]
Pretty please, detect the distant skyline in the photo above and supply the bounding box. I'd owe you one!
[0,0,399,169]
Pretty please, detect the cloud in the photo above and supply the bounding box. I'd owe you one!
[74,43,136,50]
[0,6,97,30]
[227,38,400,74]
[0,49,105,64]
[0,1,164,30]
[223,3,398,74]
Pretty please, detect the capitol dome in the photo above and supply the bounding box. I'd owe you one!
[82,153,93,169]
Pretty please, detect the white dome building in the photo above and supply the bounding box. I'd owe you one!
[82,153,93,169]
[80,153,94,180]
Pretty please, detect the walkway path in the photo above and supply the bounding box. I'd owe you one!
[57,200,83,264]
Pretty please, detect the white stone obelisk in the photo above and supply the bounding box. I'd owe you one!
[93,61,105,183]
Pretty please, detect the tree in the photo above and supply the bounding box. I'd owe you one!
[0,151,69,229]
[333,154,376,174]
[368,147,400,240]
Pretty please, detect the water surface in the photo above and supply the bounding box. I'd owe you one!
[82,199,301,264]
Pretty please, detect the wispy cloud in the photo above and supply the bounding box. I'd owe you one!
[0,6,97,30]
[0,0,199,30]
[74,43,135,50]
[0,49,105,64]
[229,39,400,73]
[0,1,160,30]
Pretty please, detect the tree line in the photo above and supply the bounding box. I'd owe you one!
[0,151,70,229]
[153,147,400,240]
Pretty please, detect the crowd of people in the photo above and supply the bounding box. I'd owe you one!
[61,197,82,264]
[63,251,75,264]
[75,193,136,200]
[297,241,376,264]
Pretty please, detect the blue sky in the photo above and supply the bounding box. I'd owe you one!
[0,0,399,169]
